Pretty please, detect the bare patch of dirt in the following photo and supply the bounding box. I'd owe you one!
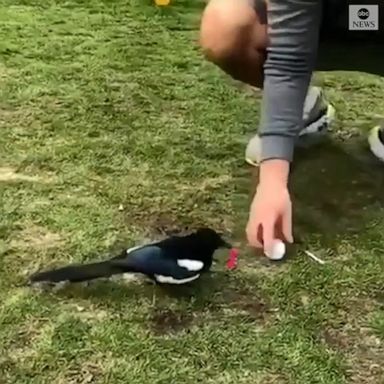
[123,209,203,240]
[225,287,270,321]
[5,319,52,365]
[236,299,268,320]
[321,328,350,349]
[143,213,229,240]
[241,258,291,280]
[234,292,269,320]
[321,311,384,383]
[206,371,287,384]
[54,360,105,384]
[10,225,63,250]
[0,167,54,183]
[150,308,194,335]
[150,214,191,237]
[348,354,383,382]
[64,303,110,323]
[346,328,384,384]
[120,172,235,238]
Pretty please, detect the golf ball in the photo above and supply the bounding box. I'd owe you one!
[265,239,286,260]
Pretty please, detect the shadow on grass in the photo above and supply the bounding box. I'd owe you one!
[231,133,384,258]
[291,137,384,247]
[47,270,270,334]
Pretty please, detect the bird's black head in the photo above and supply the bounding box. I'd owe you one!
[193,227,232,250]
[157,227,232,265]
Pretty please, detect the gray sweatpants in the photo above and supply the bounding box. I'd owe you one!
[258,0,383,162]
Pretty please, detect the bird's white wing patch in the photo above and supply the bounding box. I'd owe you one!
[177,259,204,271]
[154,274,200,285]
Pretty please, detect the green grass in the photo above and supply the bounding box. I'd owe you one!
[1,0,384,383]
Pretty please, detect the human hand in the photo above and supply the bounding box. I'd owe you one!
[246,160,293,255]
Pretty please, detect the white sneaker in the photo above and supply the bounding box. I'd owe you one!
[368,125,384,162]
[245,86,336,166]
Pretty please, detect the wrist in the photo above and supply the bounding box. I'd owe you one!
[259,159,290,187]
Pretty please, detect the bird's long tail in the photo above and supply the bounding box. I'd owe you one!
[29,260,126,283]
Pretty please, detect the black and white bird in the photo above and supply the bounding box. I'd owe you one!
[29,227,232,285]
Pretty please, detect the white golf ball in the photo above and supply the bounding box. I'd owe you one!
[265,240,286,260]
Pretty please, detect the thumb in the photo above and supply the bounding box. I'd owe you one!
[282,204,293,243]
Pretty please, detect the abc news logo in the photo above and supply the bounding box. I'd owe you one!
[349,5,379,30]
[354,8,375,28]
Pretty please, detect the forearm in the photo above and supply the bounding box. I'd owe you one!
[259,0,322,163]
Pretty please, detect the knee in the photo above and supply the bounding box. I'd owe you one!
[199,0,258,63]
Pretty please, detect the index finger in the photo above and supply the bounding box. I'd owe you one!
[246,221,263,249]
[262,217,275,256]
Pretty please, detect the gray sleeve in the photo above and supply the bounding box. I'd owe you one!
[259,0,322,162]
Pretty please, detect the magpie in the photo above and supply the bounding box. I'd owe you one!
[29,227,232,285]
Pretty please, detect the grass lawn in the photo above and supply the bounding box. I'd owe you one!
[1,0,384,383]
